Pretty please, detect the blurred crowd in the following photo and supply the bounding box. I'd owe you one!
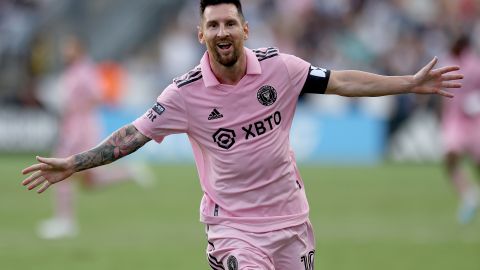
[1,0,479,135]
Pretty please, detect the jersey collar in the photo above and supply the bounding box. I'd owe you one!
[200,47,262,88]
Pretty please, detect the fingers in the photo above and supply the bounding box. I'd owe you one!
[415,85,454,98]
[423,57,438,72]
[21,157,55,175]
[25,175,48,191]
[22,171,43,186]
[441,82,462,88]
[437,90,454,98]
[441,74,464,81]
[433,65,460,75]
[22,172,53,193]
[36,156,60,167]
[21,156,71,193]
[37,181,52,194]
[22,163,50,175]
[21,164,38,175]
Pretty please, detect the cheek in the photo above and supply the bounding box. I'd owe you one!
[204,33,216,43]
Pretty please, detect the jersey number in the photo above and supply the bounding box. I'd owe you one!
[301,250,315,270]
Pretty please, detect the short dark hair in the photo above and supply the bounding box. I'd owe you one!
[200,0,244,20]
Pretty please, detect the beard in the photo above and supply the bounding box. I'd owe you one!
[210,42,240,67]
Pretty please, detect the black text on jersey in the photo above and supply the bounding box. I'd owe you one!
[147,110,157,122]
[242,111,281,140]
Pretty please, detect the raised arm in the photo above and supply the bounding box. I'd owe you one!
[325,57,463,97]
[21,124,151,193]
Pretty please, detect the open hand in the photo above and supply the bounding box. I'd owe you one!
[412,57,463,98]
[21,156,75,193]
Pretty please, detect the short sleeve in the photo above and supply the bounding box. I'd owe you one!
[280,54,331,96]
[280,54,311,96]
[133,84,188,143]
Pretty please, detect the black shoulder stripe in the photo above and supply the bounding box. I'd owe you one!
[176,73,202,88]
[253,47,278,56]
[174,67,203,88]
[253,48,278,57]
[253,47,279,61]
[208,254,224,270]
[258,53,279,62]
[253,47,277,53]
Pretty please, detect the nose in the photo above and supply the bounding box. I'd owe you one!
[217,24,230,38]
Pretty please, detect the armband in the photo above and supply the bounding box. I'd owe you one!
[300,66,331,95]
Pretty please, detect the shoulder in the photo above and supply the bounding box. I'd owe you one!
[252,47,280,62]
[173,65,203,88]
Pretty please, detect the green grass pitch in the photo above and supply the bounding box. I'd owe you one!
[1,154,479,269]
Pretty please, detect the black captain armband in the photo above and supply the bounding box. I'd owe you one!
[300,66,331,95]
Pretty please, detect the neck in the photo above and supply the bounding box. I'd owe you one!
[209,51,247,85]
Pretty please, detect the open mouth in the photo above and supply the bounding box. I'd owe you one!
[217,42,232,51]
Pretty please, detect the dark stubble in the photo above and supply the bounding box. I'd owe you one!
[212,44,240,67]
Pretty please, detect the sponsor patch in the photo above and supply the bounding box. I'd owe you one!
[257,85,277,106]
[310,66,327,78]
[152,102,166,115]
[212,128,236,150]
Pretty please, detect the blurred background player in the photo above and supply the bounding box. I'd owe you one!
[37,34,151,239]
[442,34,480,224]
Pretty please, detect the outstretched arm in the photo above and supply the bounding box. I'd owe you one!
[326,57,463,97]
[21,124,151,193]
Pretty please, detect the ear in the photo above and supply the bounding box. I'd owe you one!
[243,21,249,40]
[197,25,205,44]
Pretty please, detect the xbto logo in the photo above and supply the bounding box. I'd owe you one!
[212,111,282,149]
[242,111,281,140]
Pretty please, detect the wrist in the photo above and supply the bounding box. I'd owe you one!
[67,155,78,172]
[405,75,416,93]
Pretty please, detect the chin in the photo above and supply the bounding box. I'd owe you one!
[220,58,237,67]
[213,52,237,67]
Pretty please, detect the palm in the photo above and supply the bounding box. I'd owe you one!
[21,156,75,193]
[412,57,463,97]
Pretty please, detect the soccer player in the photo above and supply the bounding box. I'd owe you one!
[442,34,480,224]
[22,0,462,268]
[37,35,148,239]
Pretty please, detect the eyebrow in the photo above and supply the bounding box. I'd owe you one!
[204,17,240,25]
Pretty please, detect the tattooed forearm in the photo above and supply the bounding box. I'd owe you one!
[73,124,151,172]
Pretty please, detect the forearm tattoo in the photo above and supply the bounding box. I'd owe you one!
[73,124,150,172]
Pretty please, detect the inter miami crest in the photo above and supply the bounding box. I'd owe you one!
[257,85,277,106]
[227,255,238,270]
[212,128,236,150]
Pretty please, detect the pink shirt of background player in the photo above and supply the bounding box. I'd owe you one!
[442,50,480,158]
[134,47,320,232]
[56,58,103,157]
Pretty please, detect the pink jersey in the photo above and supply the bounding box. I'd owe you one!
[442,50,480,158]
[56,58,103,157]
[134,47,328,232]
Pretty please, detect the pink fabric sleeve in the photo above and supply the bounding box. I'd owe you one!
[133,84,189,143]
[280,53,311,96]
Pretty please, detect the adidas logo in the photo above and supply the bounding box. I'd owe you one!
[208,108,223,120]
